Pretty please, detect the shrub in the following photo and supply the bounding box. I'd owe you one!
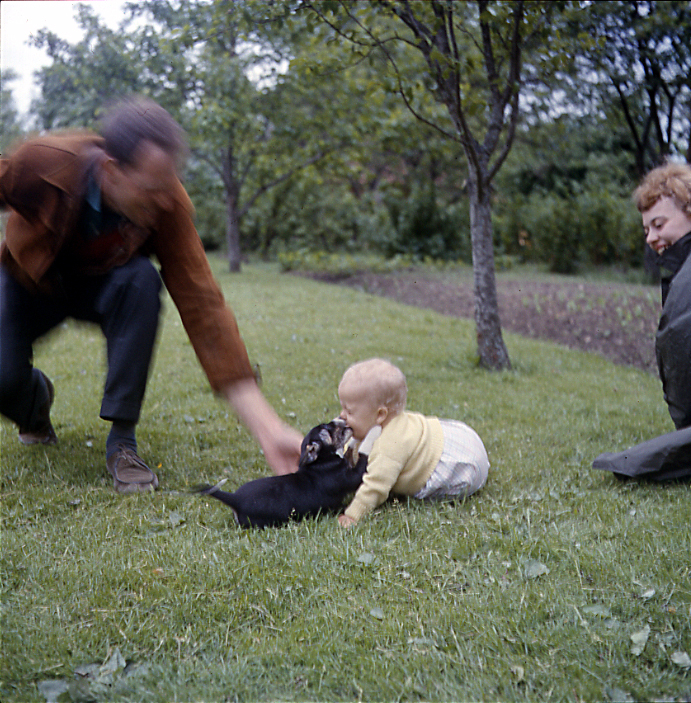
[493,187,644,273]
[385,187,472,263]
[241,179,398,258]
[277,249,414,275]
[185,162,226,251]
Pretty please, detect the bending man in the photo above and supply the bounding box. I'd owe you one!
[0,97,302,493]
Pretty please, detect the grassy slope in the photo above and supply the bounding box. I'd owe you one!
[1,260,689,702]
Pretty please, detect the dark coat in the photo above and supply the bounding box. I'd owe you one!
[655,232,691,430]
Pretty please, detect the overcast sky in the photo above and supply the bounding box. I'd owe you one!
[1,0,129,117]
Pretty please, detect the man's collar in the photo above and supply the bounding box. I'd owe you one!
[85,167,102,211]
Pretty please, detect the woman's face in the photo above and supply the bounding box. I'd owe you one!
[642,196,691,255]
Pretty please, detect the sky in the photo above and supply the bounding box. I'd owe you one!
[1,0,130,118]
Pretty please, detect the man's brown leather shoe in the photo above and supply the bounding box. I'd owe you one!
[106,446,159,494]
[18,371,57,446]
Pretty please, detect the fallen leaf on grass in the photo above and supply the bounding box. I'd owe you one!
[69,678,97,702]
[630,625,650,656]
[143,511,186,537]
[583,604,612,618]
[671,651,691,669]
[73,663,100,678]
[523,559,549,579]
[605,686,634,702]
[36,648,145,703]
[407,637,437,652]
[102,648,126,673]
[510,664,525,682]
[168,511,185,528]
[37,680,69,703]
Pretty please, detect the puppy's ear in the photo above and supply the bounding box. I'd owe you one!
[300,442,320,467]
[344,443,358,468]
[319,428,333,445]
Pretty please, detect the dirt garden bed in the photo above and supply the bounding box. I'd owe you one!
[300,270,662,373]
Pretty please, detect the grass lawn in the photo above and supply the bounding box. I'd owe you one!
[1,258,689,702]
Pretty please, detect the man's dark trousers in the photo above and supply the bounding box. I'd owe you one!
[0,256,162,433]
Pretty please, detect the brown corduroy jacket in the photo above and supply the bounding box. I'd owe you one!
[0,132,254,392]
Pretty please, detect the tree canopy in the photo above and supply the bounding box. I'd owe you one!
[569,0,691,175]
[7,0,691,369]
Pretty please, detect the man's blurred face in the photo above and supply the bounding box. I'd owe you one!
[103,141,177,228]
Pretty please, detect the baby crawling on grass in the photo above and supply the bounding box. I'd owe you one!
[337,358,489,528]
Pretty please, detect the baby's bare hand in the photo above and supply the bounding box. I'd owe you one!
[338,515,356,529]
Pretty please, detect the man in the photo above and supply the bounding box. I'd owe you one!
[0,96,302,493]
[593,161,691,480]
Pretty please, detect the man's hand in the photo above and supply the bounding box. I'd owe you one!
[222,378,301,475]
[261,423,302,476]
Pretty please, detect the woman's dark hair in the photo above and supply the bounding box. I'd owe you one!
[99,96,187,168]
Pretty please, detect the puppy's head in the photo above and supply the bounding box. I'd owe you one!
[299,419,353,467]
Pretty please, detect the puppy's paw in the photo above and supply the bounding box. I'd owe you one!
[358,425,382,456]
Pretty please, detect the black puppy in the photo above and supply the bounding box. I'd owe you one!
[196,420,379,528]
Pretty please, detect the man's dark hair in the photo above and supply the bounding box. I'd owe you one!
[99,96,187,168]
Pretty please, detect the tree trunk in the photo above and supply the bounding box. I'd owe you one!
[223,150,242,273]
[467,172,511,370]
[225,190,242,273]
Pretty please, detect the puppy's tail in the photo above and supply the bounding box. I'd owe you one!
[192,479,238,505]
[192,479,238,508]
[191,478,229,496]
[192,480,240,526]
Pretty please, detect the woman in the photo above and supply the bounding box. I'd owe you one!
[593,162,691,480]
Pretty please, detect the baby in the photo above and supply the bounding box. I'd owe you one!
[337,358,489,527]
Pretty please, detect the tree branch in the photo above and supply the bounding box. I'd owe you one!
[238,149,330,219]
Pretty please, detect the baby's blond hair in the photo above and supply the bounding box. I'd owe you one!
[340,358,407,414]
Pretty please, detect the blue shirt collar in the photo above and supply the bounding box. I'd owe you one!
[85,169,101,211]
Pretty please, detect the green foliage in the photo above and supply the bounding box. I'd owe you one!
[242,177,383,257]
[184,160,227,251]
[20,0,683,277]
[493,114,645,273]
[277,249,414,274]
[565,0,691,172]
[385,187,472,263]
[0,71,24,152]
[494,187,643,274]
[2,259,690,702]
[30,5,145,129]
